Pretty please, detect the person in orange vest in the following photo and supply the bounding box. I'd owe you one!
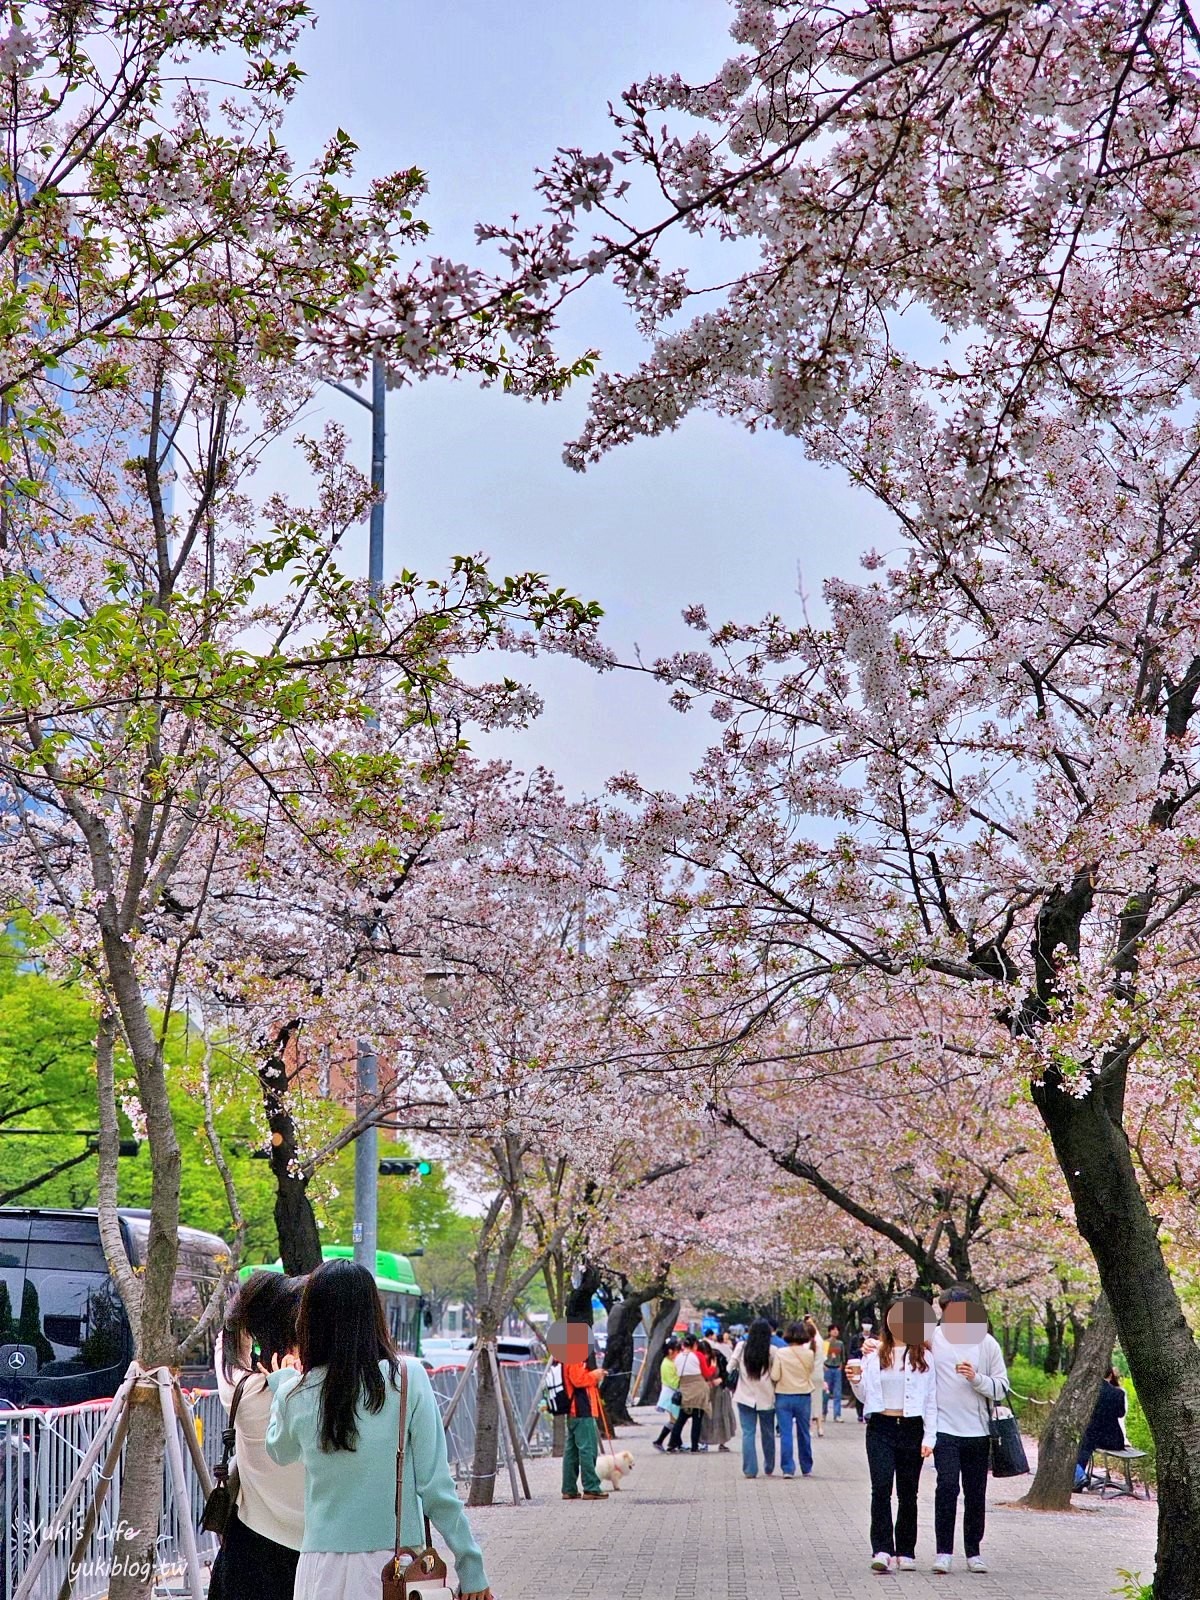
[550,1321,607,1500]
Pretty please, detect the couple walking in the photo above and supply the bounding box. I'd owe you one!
[847,1284,1010,1575]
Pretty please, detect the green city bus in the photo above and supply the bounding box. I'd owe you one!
[238,1245,423,1356]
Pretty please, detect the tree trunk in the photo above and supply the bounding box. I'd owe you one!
[467,1336,501,1508]
[1065,1309,1085,1372]
[565,1261,604,1323]
[636,1296,681,1406]
[109,1397,166,1596]
[1034,1072,1200,1599]
[601,1280,665,1425]
[102,935,181,1600]
[1021,1293,1115,1511]
[1002,1323,1020,1364]
[1043,1301,1065,1375]
[259,1026,323,1274]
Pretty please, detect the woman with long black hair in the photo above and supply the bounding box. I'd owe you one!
[730,1319,777,1478]
[265,1259,493,1600]
[209,1271,306,1600]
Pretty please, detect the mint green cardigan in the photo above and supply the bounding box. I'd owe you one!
[265,1358,487,1594]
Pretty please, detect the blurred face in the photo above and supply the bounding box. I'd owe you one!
[939,1299,988,1346]
[886,1298,934,1345]
[548,1320,590,1362]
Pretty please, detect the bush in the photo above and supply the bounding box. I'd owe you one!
[1006,1355,1064,1443]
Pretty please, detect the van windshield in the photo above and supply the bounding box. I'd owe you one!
[0,1218,130,1404]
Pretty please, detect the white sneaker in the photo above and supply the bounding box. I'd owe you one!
[932,1555,953,1575]
[871,1553,895,1573]
[966,1556,988,1574]
[897,1557,917,1571]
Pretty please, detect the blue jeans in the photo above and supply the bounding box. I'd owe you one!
[738,1404,775,1477]
[776,1392,814,1475]
[823,1366,843,1419]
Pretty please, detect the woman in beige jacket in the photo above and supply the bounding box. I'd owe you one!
[769,1319,822,1477]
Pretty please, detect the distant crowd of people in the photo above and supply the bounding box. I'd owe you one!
[652,1286,1013,1575]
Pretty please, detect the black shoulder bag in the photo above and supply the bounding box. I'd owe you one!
[201,1374,251,1537]
[987,1386,1030,1478]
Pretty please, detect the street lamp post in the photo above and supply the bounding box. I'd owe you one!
[330,356,386,1274]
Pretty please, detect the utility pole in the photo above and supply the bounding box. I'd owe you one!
[331,356,386,1274]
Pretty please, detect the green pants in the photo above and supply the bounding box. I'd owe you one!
[562,1415,601,1494]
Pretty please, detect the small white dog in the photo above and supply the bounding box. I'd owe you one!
[595,1450,635,1490]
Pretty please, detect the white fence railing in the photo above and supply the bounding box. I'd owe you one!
[0,1361,550,1600]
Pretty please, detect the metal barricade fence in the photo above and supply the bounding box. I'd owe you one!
[0,1390,225,1600]
[1,1366,549,1598]
[428,1360,552,1485]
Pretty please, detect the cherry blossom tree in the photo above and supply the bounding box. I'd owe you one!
[492,7,1200,1588]
[359,812,628,1505]
[0,11,603,1586]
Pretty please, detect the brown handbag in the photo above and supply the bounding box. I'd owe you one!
[380,1363,449,1600]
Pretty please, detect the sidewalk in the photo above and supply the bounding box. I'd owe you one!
[467,1407,1156,1600]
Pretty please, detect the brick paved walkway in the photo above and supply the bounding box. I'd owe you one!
[465,1406,1156,1600]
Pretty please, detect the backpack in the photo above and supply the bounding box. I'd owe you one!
[544,1362,572,1417]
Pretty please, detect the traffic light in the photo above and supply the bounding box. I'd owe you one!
[84,1137,140,1158]
[378,1158,433,1177]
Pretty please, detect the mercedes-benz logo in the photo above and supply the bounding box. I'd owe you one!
[7,1350,26,1371]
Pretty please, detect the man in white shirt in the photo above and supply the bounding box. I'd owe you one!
[930,1284,1010,1576]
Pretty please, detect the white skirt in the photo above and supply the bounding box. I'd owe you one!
[296,1550,422,1600]
[298,1549,458,1600]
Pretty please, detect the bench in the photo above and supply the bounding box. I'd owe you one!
[1082,1446,1152,1500]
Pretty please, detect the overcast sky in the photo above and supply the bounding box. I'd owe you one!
[275,0,893,800]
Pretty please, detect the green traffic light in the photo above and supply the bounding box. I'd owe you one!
[418,1160,432,1176]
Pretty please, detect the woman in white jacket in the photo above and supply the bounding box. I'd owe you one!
[209,1272,306,1600]
[847,1298,938,1575]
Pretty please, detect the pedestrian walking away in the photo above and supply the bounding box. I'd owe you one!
[731,1319,777,1479]
[265,1259,493,1600]
[847,1296,938,1575]
[653,1337,683,1451]
[769,1319,822,1478]
[823,1323,847,1425]
[667,1334,712,1453]
[848,1324,872,1423]
[209,1271,306,1600]
[930,1283,1010,1575]
[810,1320,827,1437]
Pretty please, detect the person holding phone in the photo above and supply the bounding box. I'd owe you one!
[210,1271,306,1600]
[929,1283,1010,1575]
[846,1297,938,1575]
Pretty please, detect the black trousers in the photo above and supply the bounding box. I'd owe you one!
[668,1406,704,1451]
[208,1508,300,1600]
[865,1416,925,1559]
[933,1432,991,1558]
